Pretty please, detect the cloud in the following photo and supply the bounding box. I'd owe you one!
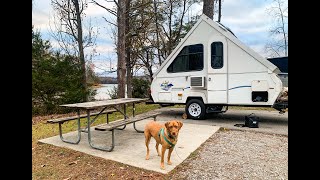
[32,0,52,32]
[93,44,116,55]
[86,0,116,17]
[215,0,287,57]
[33,0,287,74]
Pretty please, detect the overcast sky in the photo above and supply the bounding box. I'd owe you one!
[32,0,288,76]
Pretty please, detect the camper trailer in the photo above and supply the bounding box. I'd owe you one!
[150,14,285,119]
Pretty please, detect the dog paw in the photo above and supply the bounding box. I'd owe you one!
[160,165,165,170]
[167,161,172,165]
[145,156,150,160]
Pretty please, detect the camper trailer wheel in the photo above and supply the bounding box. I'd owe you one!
[186,99,205,120]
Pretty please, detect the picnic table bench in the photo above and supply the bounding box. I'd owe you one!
[47,98,161,152]
[47,109,117,144]
[47,109,117,124]
[95,111,160,132]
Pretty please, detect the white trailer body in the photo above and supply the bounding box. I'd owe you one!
[150,14,283,119]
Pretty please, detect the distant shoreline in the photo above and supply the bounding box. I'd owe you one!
[91,83,117,88]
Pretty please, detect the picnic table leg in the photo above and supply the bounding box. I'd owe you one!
[110,105,127,130]
[133,102,135,117]
[87,109,115,151]
[115,104,127,130]
[82,107,111,133]
[133,122,144,133]
[58,110,81,144]
[132,103,145,133]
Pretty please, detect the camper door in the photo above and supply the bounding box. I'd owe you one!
[207,35,228,104]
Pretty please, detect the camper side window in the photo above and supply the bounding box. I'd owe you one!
[167,44,203,73]
[211,42,223,69]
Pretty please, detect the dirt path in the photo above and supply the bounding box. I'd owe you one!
[169,130,288,180]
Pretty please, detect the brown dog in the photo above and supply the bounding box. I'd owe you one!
[144,120,183,170]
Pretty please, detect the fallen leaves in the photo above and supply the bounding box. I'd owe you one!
[68,160,79,165]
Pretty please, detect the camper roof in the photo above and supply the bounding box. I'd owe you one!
[153,14,279,77]
[216,22,237,37]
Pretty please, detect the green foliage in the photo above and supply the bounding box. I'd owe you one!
[86,62,100,86]
[32,28,95,115]
[132,78,150,98]
[107,85,118,99]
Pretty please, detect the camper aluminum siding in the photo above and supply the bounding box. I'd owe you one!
[151,14,282,106]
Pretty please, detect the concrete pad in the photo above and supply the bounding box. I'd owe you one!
[39,119,220,174]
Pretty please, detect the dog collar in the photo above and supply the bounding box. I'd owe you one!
[158,128,175,148]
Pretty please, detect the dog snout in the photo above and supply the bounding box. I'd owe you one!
[172,132,176,136]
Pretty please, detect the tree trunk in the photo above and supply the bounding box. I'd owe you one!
[146,51,153,82]
[218,0,221,22]
[73,0,87,101]
[126,0,132,98]
[153,0,162,66]
[168,0,173,55]
[117,0,127,98]
[203,0,214,19]
[277,0,287,56]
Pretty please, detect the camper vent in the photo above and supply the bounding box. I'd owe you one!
[190,76,204,87]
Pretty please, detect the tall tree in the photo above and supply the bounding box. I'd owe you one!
[92,0,127,98]
[51,0,96,101]
[92,0,201,84]
[265,0,288,57]
[129,0,200,81]
[117,0,127,98]
[153,0,162,66]
[203,0,214,19]
[157,0,193,59]
[217,0,221,22]
[125,0,132,98]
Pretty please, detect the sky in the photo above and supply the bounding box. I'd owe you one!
[32,0,288,76]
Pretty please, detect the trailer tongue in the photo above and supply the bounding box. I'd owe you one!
[273,87,288,113]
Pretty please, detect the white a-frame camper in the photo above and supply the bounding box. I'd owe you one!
[150,14,284,119]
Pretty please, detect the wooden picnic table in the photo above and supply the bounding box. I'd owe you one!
[48,98,161,152]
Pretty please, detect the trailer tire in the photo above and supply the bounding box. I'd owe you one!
[186,99,206,120]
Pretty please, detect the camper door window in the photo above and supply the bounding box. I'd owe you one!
[167,44,204,73]
[211,42,223,69]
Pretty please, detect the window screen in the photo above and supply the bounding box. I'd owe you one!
[167,44,203,73]
[211,42,223,69]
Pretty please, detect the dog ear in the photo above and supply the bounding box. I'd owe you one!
[165,121,170,129]
[177,121,183,130]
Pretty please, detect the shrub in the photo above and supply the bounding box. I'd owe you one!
[132,77,150,98]
[32,29,95,115]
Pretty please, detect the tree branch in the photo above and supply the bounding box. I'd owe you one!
[91,0,117,16]
[103,17,118,27]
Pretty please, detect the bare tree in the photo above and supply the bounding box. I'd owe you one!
[153,0,162,66]
[91,0,127,98]
[116,0,127,98]
[51,0,97,101]
[265,0,288,57]
[158,0,194,59]
[92,0,202,90]
[203,0,214,19]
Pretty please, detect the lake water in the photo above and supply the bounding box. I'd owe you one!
[93,84,127,100]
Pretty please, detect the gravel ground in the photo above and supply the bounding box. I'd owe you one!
[169,130,288,180]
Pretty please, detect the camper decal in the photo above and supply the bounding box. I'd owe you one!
[183,86,190,90]
[160,81,173,91]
